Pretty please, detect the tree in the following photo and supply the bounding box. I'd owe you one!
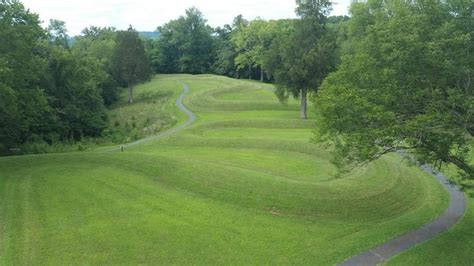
[154,7,215,74]
[211,24,237,77]
[43,46,108,140]
[73,26,120,106]
[230,15,249,78]
[0,82,20,151]
[178,7,215,73]
[232,18,254,80]
[111,26,151,104]
[0,1,119,152]
[264,0,337,119]
[0,0,56,148]
[232,19,277,82]
[315,1,474,181]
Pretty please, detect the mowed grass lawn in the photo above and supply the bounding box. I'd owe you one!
[0,74,452,264]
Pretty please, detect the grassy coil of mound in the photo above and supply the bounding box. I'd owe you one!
[0,74,449,264]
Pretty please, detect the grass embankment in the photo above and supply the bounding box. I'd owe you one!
[0,74,450,264]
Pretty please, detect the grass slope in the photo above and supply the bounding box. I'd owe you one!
[0,74,449,264]
[104,76,186,143]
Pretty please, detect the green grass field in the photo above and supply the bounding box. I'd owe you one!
[0,74,455,264]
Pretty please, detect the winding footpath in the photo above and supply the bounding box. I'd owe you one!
[340,161,467,265]
[110,81,467,265]
[109,82,195,151]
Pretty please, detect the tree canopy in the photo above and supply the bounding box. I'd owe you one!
[111,26,151,104]
[153,7,214,74]
[72,26,120,106]
[264,0,338,119]
[0,0,117,152]
[315,0,474,180]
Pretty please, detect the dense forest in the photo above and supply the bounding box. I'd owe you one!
[0,0,472,181]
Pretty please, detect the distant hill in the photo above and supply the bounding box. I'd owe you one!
[67,31,160,45]
[138,31,160,40]
[67,37,76,46]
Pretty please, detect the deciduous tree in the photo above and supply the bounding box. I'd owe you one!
[111,26,151,104]
[154,7,214,74]
[315,1,474,180]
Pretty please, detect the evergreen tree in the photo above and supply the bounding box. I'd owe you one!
[264,0,337,119]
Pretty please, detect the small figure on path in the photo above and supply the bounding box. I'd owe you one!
[120,145,124,152]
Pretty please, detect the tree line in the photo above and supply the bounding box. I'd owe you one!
[148,3,346,119]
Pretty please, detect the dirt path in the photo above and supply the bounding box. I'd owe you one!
[340,162,467,266]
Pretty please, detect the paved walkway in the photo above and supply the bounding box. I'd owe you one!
[340,162,467,266]
[109,82,195,151]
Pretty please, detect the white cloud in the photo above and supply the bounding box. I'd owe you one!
[20,0,352,36]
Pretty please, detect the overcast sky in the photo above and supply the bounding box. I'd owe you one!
[21,0,352,36]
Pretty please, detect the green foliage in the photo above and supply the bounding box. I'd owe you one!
[0,83,20,152]
[111,26,152,103]
[211,24,237,77]
[73,26,120,106]
[0,1,112,152]
[43,46,108,139]
[20,137,99,154]
[264,0,338,119]
[315,0,474,180]
[153,7,215,74]
[0,0,55,146]
[232,18,281,81]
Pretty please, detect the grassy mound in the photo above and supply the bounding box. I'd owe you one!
[0,74,449,264]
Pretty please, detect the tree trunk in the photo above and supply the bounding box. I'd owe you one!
[128,80,133,104]
[249,65,252,80]
[300,89,307,120]
[236,68,239,79]
[260,68,264,82]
